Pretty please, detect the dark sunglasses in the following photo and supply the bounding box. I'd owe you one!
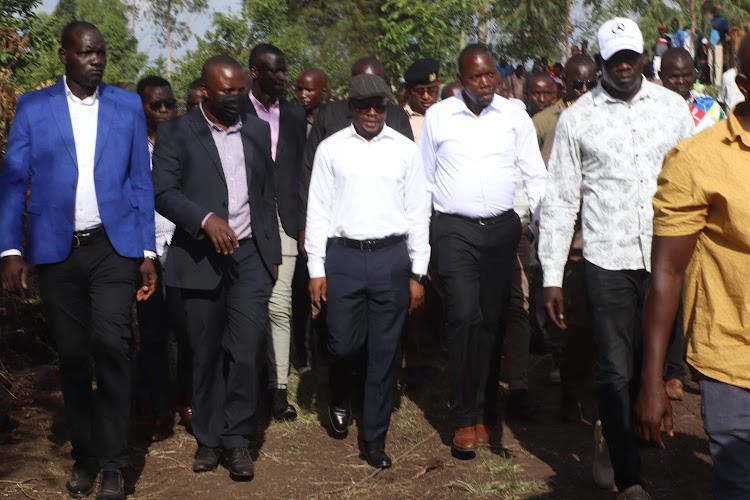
[147,98,178,111]
[570,79,597,90]
[352,101,387,113]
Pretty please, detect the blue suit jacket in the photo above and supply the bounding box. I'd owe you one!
[0,79,156,264]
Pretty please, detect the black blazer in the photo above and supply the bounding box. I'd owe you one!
[243,96,306,239]
[152,108,282,289]
[298,100,414,230]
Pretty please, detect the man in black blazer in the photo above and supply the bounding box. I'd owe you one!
[152,55,281,480]
[244,43,307,421]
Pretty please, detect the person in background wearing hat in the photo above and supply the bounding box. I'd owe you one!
[420,43,547,454]
[306,73,431,469]
[539,18,693,500]
[403,58,441,142]
[653,22,671,77]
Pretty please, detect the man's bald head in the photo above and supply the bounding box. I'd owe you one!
[201,55,243,84]
[299,68,328,88]
[458,44,493,74]
[564,54,597,101]
[61,21,99,50]
[351,57,386,78]
[660,48,696,99]
[564,54,596,80]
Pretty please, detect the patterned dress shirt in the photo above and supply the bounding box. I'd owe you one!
[538,79,694,287]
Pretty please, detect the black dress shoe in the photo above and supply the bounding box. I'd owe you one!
[363,441,392,469]
[272,389,298,421]
[95,470,124,500]
[66,461,97,498]
[328,404,350,434]
[193,446,222,472]
[223,447,254,479]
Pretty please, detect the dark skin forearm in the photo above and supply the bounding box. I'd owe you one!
[636,233,699,448]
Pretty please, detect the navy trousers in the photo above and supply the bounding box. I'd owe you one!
[325,240,411,443]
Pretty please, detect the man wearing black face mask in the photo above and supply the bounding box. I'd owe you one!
[152,55,281,481]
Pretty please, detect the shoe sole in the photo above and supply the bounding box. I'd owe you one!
[452,441,478,452]
[66,485,95,498]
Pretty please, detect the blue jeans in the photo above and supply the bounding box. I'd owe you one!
[701,376,750,499]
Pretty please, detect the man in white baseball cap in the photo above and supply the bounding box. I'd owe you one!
[538,17,694,500]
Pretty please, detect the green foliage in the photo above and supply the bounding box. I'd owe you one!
[379,0,478,84]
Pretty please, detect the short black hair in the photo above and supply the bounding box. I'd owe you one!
[527,71,555,85]
[60,21,99,50]
[188,77,202,90]
[137,76,171,98]
[458,43,492,74]
[249,43,284,68]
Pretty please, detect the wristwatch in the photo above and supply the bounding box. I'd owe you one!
[411,273,428,285]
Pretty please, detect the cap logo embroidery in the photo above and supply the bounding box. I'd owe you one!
[612,22,626,33]
[429,73,437,82]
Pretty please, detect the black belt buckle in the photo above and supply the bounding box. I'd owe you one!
[72,231,91,248]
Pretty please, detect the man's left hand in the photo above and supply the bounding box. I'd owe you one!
[635,378,674,449]
[136,258,157,301]
[408,279,425,314]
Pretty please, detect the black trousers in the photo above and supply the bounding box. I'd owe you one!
[38,236,138,469]
[135,258,172,417]
[431,210,520,428]
[325,240,411,443]
[583,260,650,491]
[181,240,273,449]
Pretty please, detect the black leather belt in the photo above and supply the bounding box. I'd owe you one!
[439,211,511,226]
[328,235,405,251]
[72,225,106,248]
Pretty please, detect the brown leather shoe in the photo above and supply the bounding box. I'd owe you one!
[180,405,193,434]
[475,424,490,447]
[452,426,478,452]
[665,379,684,401]
[150,415,174,442]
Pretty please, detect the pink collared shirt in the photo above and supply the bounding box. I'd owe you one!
[249,92,280,161]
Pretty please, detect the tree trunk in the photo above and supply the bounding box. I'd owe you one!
[565,0,570,59]
[131,0,136,34]
[166,0,172,79]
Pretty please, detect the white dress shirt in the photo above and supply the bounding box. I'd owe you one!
[64,75,102,232]
[718,68,744,112]
[538,79,695,287]
[419,93,547,220]
[305,124,431,279]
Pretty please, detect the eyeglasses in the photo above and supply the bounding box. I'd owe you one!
[570,80,597,90]
[352,101,387,113]
[147,98,178,111]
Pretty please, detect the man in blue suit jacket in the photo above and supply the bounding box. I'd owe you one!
[0,21,156,500]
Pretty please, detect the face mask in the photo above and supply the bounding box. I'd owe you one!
[217,94,244,122]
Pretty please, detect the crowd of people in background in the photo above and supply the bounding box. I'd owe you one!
[0,11,749,500]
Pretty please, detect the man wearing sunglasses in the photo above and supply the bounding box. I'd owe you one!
[403,58,441,142]
[306,73,431,469]
[134,76,179,443]
[533,54,597,156]
[539,18,694,500]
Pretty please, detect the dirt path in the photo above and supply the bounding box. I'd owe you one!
[0,355,712,499]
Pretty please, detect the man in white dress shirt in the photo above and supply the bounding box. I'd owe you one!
[539,18,694,500]
[419,43,547,454]
[306,73,431,469]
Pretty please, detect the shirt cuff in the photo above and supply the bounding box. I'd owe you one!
[542,268,564,288]
[0,249,22,258]
[201,212,214,229]
[411,259,429,276]
[307,257,326,279]
[143,250,157,259]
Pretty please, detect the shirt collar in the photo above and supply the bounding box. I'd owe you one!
[199,102,243,132]
[453,92,504,116]
[63,75,99,105]
[404,103,423,118]
[726,102,750,147]
[592,76,652,106]
[347,122,393,143]
[249,91,280,112]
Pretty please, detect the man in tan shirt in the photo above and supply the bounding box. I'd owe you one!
[403,58,440,142]
[637,33,750,500]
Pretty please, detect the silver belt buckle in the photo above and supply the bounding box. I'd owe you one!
[478,218,487,226]
[73,234,81,248]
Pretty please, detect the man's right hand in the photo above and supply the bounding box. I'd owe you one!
[635,378,674,449]
[308,277,327,309]
[544,286,567,330]
[1,255,28,298]
[203,214,239,255]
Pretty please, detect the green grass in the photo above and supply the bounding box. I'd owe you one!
[445,454,547,498]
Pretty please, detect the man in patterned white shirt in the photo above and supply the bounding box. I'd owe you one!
[539,18,693,500]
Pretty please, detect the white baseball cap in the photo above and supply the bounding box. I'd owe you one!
[598,18,644,61]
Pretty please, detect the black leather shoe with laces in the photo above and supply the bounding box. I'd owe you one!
[223,447,254,478]
[95,470,125,500]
